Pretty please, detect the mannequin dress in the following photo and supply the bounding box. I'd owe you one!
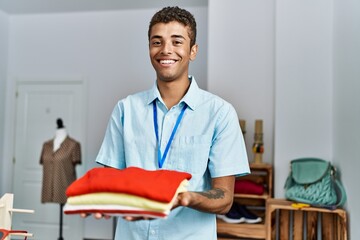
[40,125,81,204]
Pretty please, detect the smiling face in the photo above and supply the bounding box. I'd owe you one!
[149,21,198,83]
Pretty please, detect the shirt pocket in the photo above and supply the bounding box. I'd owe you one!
[169,135,212,175]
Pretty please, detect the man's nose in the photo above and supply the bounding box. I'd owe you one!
[161,42,173,54]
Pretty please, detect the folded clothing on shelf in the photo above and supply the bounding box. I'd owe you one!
[234,179,265,195]
[64,167,192,218]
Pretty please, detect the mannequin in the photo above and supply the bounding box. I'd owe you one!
[54,118,67,152]
[39,118,81,240]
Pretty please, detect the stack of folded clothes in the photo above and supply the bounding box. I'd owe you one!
[63,167,192,219]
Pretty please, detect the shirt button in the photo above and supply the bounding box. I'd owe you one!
[150,229,156,235]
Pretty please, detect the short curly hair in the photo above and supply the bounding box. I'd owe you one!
[148,6,197,48]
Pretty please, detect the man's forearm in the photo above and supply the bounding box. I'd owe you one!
[176,176,235,215]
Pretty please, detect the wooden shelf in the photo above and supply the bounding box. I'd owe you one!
[217,163,273,240]
[217,219,266,239]
[234,191,269,200]
[265,199,347,240]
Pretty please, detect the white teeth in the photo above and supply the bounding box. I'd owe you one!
[160,60,175,64]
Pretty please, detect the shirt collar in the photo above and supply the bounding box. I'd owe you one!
[147,76,201,111]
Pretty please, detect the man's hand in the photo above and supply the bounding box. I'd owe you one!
[80,213,111,220]
[122,216,154,221]
[80,212,155,221]
[172,176,235,215]
[172,191,192,209]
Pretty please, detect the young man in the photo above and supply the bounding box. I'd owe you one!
[95,6,250,240]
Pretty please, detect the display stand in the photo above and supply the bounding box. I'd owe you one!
[58,204,64,240]
[266,199,347,240]
[0,193,34,239]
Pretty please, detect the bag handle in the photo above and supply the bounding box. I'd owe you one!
[331,165,347,208]
[334,178,347,207]
[313,167,347,209]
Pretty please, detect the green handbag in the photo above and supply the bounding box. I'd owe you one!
[284,158,347,208]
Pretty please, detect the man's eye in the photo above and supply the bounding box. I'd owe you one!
[174,41,183,45]
[152,41,161,46]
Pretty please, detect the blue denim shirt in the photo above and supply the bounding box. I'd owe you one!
[96,76,250,240]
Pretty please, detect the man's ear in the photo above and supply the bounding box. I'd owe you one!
[190,44,198,61]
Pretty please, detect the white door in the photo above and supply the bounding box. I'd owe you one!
[12,81,85,240]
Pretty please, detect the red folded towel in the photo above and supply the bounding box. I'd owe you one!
[66,167,192,203]
[234,179,264,195]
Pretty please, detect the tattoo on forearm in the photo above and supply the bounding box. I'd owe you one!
[198,188,225,199]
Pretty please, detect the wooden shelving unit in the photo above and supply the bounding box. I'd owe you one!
[0,193,34,239]
[265,199,347,240]
[217,163,273,239]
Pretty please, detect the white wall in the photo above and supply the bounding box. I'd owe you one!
[207,0,333,199]
[208,0,275,164]
[275,0,360,238]
[3,6,208,239]
[6,7,207,168]
[209,1,359,239]
[0,10,8,186]
[274,0,333,196]
[333,0,360,238]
